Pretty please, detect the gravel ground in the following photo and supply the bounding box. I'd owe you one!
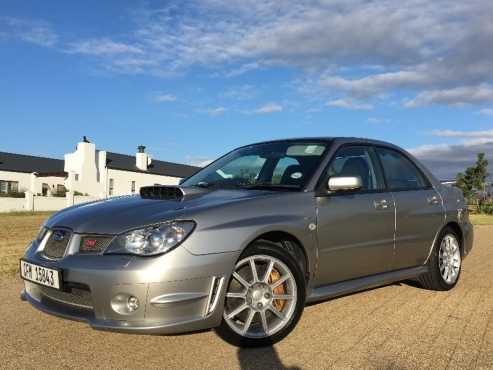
[1,226,492,370]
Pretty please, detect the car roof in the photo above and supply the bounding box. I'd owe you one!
[245,137,396,147]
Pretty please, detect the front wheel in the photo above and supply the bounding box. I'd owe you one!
[419,227,462,291]
[215,241,306,347]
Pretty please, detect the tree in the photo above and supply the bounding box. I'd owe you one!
[456,153,489,201]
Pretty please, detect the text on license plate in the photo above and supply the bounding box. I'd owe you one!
[20,260,61,289]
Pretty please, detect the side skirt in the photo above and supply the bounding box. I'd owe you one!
[306,265,428,304]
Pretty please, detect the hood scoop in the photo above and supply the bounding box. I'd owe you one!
[140,186,207,201]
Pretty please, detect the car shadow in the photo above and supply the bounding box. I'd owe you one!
[237,346,301,370]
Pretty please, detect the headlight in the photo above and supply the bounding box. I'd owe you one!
[105,221,195,256]
[36,225,48,241]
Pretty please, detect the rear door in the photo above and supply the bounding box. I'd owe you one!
[375,147,444,269]
[315,145,395,285]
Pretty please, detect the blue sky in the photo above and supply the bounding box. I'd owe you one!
[2,0,493,179]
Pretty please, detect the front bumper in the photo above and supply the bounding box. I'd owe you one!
[20,241,239,334]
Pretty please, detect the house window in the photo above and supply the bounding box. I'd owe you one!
[0,180,19,194]
[57,184,66,193]
[109,178,114,196]
[131,181,136,193]
[42,183,49,196]
[75,174,79,181]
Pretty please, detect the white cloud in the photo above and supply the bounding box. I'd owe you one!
[0,17,58,47]
[224,62,261,77]
[431,129,493,138]
[404,85,493,108]
[186,156,213,167]
[154,93,176,102]
[409,139,493,180]
[67,38,143,56]
[9,2,493,108]
[254,103,283,114]
[326,98,373,110]
[206,107,227,116]
[221,84,256,100]
[477,108,493,116]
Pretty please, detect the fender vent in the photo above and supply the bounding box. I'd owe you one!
[204,276,225,316]
[140,186,184,200]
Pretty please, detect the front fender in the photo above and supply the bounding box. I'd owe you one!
[181,192,318,265]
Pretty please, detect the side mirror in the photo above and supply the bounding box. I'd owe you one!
[327,176,362,192]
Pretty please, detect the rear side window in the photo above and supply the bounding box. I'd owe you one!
[376,147,430,191]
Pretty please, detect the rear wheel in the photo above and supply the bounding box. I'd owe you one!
[215,241,305,347]
[419,227,462,291]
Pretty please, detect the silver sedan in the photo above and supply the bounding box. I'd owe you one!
[20,137,473,347]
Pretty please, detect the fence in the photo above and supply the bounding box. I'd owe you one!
[0,193,100,213]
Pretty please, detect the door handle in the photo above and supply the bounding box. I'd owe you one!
[427,195,439,205]
[374,199,389,210]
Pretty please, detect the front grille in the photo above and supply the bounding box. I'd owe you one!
[40,285,93,309]
[79,235,113,254]
[42,229,71,259]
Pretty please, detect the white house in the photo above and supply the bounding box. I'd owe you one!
[0,152,66,196]
[0,138,200,199]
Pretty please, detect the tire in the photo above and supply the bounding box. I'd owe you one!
[215,240,306,347]
[419,226,462,291]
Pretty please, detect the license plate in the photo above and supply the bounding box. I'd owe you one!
[20,260,62,290]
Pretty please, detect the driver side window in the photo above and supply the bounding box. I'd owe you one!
[326,146,384,192]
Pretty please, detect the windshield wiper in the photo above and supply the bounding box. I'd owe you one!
[240,183,301,191]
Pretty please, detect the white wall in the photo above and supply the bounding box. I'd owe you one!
[107,169,180,197]
[0,170,65,196]
[33,196,66,211]
[64,142,103,196]
[33,176,66,195]
[0,194,102,213]
[0,170,31,193]
[74,195,99,205]
[0,197,26,212]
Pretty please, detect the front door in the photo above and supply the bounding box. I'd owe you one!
[375,147,444,269]
[315,145,395,285]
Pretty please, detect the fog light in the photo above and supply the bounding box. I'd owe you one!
[127,296,139,311]
[111,293,140,314]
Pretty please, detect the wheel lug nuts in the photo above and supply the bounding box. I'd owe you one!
[264,293,271,299]
[257,302,263,309]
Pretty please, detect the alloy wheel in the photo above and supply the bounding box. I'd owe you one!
[223,255,297,338]
[438,234,461,284]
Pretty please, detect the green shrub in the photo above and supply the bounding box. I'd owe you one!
[478,203,493,215]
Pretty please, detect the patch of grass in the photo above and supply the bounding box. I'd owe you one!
[0,213,52,275]
[0,211,54,217]
[470,213,493,225]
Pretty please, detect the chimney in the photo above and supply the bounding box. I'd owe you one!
[136,145,149,171]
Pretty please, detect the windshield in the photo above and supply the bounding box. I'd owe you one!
[181,141,329,190]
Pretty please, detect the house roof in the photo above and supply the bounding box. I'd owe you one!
[0,151,65,175]
[106,152,199,178]
[0,150,200,179]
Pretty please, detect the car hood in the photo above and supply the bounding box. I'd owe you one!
[46,188,275,234]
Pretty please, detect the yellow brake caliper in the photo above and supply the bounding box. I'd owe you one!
[268,269,286,311]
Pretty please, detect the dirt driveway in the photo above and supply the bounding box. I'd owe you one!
[1,226,493,369]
